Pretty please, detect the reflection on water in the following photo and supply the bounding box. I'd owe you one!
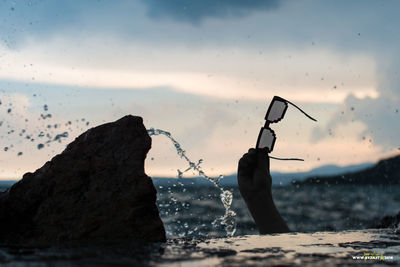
[0,229,398,266]
[190,229,400,266]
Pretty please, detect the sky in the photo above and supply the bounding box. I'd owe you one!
[0,0,399,179]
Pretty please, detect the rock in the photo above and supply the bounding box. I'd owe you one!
[372,211,400,229]
[0,115,166,244]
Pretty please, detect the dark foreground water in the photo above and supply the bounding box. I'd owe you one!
[155,183,400,238]
[0,183,399,266]
[0,229,399,266]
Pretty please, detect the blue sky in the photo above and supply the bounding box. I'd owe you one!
[0,0,399,178]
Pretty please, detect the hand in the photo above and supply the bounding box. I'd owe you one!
[237,148,289,234]
[238,148,271,202]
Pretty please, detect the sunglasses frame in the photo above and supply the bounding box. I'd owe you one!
[256,127,277,153]
[264,96,288,122]
[255,95,317,158]
[255,96,289,153]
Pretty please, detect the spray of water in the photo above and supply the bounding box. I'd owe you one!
[147,128,237,237]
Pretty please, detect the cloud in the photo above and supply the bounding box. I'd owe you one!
[141,0,280,24]
[0,79,392,178]
[312,94,400,151]
[0,0,145,48]
[0,40,378,104]
[312,48,400,151]
[1,0,279,47]
[1,0,400,173]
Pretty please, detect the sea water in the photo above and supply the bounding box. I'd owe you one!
[1,175,399,265]
[0,129,399,265]
[0,227,398,266]
[147,128,400,238]
[155,184,400,237]
[147,128,237,237]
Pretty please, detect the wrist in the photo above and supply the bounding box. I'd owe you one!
[244,194,289,234]
[243,189,273,205]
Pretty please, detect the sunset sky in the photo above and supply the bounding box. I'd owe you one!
[1,0,399,179]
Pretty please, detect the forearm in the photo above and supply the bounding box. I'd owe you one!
[245,193,289,234]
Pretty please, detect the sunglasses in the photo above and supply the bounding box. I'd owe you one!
[256,96,317,159]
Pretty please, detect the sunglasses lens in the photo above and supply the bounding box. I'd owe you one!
[266,100,287,122]
[257,128,276,151]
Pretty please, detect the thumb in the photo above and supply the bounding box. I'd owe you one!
[256,148,270,172]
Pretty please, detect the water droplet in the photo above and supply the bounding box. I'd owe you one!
[40,113,52,119]
[148,128,236,236]
[53,132,68,142]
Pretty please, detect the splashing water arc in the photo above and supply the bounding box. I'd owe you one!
[147,128,237,237]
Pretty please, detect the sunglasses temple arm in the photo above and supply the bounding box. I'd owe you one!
[285,99,317,122]
[269,156,304,161]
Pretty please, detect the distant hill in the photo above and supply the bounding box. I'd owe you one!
[0,180,18,192]
[293,154,400,185]
[4,156,391,189]
[152,161,375,187]
[269,162,373,185]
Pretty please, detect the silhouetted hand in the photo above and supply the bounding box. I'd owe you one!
[238,148,289,234]
[238,148,271,202]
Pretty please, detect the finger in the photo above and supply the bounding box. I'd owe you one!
[248,148,256,154]
[240,150,257,163]
[239,153,254,167]
[256,148,270,171]
[238,158,252,179]
[238,151,257,175]
[247,149,257,162]
[247,148,257,157]
[238,154,249,168]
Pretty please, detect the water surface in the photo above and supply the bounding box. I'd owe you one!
[0,229,398,266]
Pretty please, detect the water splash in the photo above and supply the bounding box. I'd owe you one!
[0,93,90,156]
[147,128,237,237]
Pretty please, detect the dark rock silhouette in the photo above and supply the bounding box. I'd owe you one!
[372,211,400,229]
[292,154,400,185]
[0,115,166,244]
